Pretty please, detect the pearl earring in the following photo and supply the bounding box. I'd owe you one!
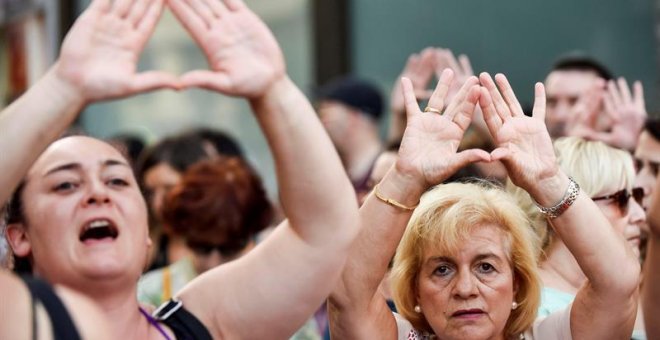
[414,305,422,313]
[511,301,518,310]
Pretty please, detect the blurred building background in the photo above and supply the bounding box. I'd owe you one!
[1,0,658,197]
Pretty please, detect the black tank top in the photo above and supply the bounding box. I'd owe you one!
[23,277,81,340]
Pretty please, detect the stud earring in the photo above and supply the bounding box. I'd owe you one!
[414,305,422,313]
[511,301,518,310]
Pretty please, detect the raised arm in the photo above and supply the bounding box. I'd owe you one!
[0,0,178,204]
[328,70,489,339]
[479,73,640,340]
[166,0,359,338]
[643,173,660,338]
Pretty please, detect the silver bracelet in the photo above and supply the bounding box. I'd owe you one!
[535,177,580,219]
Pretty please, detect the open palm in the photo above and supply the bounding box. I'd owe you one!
[397,70,490,188]
[56,0,179,102]
[478,73,557,191]
[168,0,285,98]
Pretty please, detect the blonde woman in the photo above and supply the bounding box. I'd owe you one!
[328,71,640,339]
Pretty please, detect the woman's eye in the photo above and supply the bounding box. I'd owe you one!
[433,265,452,276]
[53,182,77,192]
[477,263,495,274]
[108,178,129,187]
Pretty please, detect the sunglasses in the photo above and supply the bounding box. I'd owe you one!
[592,187,644,213]
[187,239,248,258]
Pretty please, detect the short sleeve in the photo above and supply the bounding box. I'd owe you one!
[524,304,572,340]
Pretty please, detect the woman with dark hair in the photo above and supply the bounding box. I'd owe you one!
[2,0,358,339]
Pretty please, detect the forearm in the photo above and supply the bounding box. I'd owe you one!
[249,76,358,247]
[0,66,84,203]
[534,173,640,295]
[330,168,423,313]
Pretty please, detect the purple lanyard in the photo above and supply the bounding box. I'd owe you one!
[139,306,173,340]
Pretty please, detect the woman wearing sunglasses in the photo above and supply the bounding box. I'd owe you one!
[508,136,646,338]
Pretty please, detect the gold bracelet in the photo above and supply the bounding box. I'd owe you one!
[373,184,419,211]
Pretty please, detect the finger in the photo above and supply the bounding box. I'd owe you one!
[184,0,215,27]
[167,0,207,38]
[89,0,112,13]
[633,81,646,112]
[419,47,435,68]
[426,69,455,113]
[490,147,511,162]
[130,71,182,93]
[617,77,632,104]
[224,0,246,11]
[532,82,546,122]
[451,85,481,131]
[603,92,620,122]
[479,72,510,122]
[432,48,448,78]
[127,0,150,26]
[458,54,473,76]
[494,73,525,117]
[479,87,503,133]
[444,76,479,119]
[401,77,422,120]
[607,80,623,107]
[112,0,134,17]
[417,48,436,82]
[404,54,420,75]
[201,0,229,17]
[583,83,603,126]
[137,0,166,36]
[450,149,492,171]
[444,50,462,76]
[181,70,233,92]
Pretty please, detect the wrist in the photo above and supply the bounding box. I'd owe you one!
[47,63,87,109]
[378,166,427,208]
[249,75,291,107]
[529,172,570,207]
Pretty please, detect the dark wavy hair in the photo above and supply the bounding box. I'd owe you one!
[162,157,273,250]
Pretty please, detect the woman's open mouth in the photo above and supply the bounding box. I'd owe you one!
[79,219,119,243]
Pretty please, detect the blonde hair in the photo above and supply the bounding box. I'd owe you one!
[391,181,542,338]
[507,137,635,254]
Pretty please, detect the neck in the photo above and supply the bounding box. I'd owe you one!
[341,133,382,183]
[540,240,586,293]
[87,283,158,339]
[167,235,193,265]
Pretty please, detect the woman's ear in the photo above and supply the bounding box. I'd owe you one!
[5,223,31,257]
[513,272,520,298]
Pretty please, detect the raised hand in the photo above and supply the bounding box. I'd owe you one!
[390,48,436,115]
[55,0,180,102]
[168,0,285,98]
[395,69,490,190]
[478,73,558,195]
[565,78,605,138]
[590,78,646,150]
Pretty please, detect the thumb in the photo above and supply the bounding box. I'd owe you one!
[181,70,233,93]
[130,71,182,93]
[490,147,510,162]
[450,149,491,170]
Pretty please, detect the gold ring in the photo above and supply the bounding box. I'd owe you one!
[424,106,442,114]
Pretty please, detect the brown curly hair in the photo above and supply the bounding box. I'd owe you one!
[162,157,273,251]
